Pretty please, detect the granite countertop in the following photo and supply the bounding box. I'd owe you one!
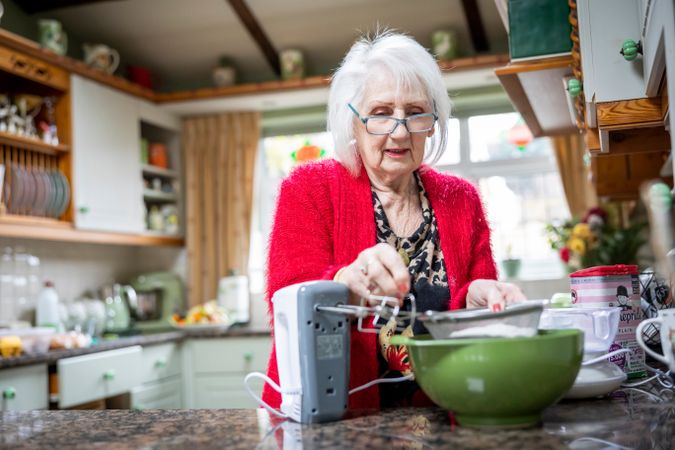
[1,383,673,449]
[0,325,270,370]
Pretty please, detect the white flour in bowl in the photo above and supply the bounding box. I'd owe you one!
[449,323,537,339]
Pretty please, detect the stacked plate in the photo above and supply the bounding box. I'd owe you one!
[1,163,70,219]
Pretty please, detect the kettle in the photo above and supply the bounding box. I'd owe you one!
[82,43,120,74]
[101,283,137,332]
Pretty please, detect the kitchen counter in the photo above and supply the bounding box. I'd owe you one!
[0,325,270,369]
[1,383,672,449]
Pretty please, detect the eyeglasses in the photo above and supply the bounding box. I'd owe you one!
[348,103,438,135]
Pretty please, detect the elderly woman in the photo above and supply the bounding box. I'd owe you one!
[262,31,525,410]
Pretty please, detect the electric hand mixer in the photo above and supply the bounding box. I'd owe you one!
[245,280,416,423]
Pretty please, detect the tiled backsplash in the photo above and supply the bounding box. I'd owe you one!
[0,239,186,321]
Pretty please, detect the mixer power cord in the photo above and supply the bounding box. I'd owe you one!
[244,371,415,420]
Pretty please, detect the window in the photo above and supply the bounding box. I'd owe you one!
[249,111,569,294]
[249,132,334,294]
[434,112,569,280]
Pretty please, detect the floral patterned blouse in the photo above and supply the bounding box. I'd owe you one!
[371,171,450,407]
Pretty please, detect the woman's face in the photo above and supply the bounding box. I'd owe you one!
[354,72,433,184]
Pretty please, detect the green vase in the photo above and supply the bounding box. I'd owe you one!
[500,258,522,279]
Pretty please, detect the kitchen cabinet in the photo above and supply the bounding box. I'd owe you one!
[139,118,183,237]
[183,336,271,409]
[71,75,145,234]
[57,345,142,409]
[72,74,184,238]
[0,43,74,229]
[130,342,183,409]
[0,364,48,411]
[497,0,673,199]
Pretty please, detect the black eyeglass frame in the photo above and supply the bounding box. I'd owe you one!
[348,103,438,135]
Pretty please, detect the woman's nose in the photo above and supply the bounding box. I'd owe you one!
[390,120,410,139]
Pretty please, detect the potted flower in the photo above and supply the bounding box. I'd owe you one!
[500,243,522,279]
[545,206,646,272]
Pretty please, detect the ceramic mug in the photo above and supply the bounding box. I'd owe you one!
[636,309,675,372]
[82,43,120,74]
[38,19,68,56]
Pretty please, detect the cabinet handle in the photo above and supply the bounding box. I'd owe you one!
[155,358,167,368]
[566,78,582,97]
[103,370,116,381]
[2,387,16,400]
[620,39,642,61]
[243,352,253,362]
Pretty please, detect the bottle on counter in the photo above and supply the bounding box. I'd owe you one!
[36,281,61,329]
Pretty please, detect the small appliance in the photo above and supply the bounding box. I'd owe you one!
[217,274,249,324]
[129,272,185,332]
[245,281,414,423]
[539,306,627,398]
[102,283,135,333]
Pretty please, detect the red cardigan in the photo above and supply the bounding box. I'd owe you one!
[262,159,497,409]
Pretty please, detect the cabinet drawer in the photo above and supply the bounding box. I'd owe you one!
[193,374,263,409]
[131,376,182,410]
[190,337,271,374]
[0,45,69,91]
[58,346,142,408]
[140,343,181,384]
[0,364,48,411]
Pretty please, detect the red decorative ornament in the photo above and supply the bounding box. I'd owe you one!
[507,122,533,151]
[291,140,325,163]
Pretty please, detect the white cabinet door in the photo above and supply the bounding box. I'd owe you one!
[183,336,271,409]
[193,374,264,409]
[131,376,182,410]
[71,75,144,233]
[0,364,48,411]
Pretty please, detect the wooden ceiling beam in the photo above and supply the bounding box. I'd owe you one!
[460,0,490,53]
[13,0,123,14]
[226,0,281,77]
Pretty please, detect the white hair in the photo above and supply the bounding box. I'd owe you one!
[327,30,452,177]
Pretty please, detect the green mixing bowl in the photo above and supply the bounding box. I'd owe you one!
[390,329,583,428]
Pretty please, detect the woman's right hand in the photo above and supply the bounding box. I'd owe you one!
[334,243,410,305]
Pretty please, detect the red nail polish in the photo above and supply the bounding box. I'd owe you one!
[398,283,408,294]
[491,303,503,313]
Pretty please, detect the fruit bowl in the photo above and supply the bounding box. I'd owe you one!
[390,329,583,428]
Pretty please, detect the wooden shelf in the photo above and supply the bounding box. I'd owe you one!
[0,214,184,246]
[0,131,69,155]
[1,28,510,105]
[143,189,178,202]
[0,28,154,101]
[141,164,178,178]
[495,55,577,137]
[155,54,511,103]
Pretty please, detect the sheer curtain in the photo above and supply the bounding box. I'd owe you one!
[183,112,260,307]
[552,133,597,218]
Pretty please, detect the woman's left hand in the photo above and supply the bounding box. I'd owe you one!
[466,279,527,312]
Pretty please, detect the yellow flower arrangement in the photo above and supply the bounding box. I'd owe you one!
[546,206,646,272]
